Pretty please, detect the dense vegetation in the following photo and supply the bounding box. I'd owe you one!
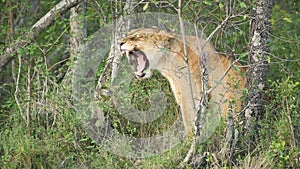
[0,0,299,168]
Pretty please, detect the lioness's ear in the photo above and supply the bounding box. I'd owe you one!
[159,30,175,39]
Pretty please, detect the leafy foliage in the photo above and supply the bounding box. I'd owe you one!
[0,0,299,168]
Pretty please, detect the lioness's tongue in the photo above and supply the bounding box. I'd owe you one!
[134,51,147,73]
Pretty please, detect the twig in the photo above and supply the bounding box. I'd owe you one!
[205,15,231,45]
[285,99,296,148]
[95,57,114,99]
[207,58,241,95]
[178,0,198,164]
[177,0,196,110]
[182,139,196,164]
[14,54,26,122]
[218,102,236,164]
[26,65,31,128]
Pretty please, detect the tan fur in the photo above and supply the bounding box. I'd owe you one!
[120,28,246,132]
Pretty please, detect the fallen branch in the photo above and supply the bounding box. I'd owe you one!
[0,0,83,73]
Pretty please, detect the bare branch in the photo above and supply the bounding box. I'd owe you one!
[178,0,196,110]
[205,15,231,43]
[0,0,83,73]
[285,99,296,148]
[178,0,197,163]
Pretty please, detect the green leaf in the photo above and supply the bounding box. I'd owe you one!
[240,2,247,8]
[219,3,224,9]
[240,52,248,59]
[267,55,271,64]
[143,2,149,11]
[270,18,275,25]
[283,17,292,23]
[203,0,212,6]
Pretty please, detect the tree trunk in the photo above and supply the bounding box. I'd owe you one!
[62,2,87,84]
[70,3,86,58]
[242,0,274,147]
[110,0,135,84]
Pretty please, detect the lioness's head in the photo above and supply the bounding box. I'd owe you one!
[120,28,176,78]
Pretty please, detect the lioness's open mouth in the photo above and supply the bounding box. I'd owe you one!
[120,44,149,78]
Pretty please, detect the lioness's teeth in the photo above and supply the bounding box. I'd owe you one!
[126,50,130,58]
[134,71,144,77]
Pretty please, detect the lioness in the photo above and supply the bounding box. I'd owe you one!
[120,28,246,132]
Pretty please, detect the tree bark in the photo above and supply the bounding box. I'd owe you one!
[95,0,135,99]
[70,3,86,58]
[62,2,87,84]
[243,0,274,144]
[0,0,83,73]
[110,0,135,84]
